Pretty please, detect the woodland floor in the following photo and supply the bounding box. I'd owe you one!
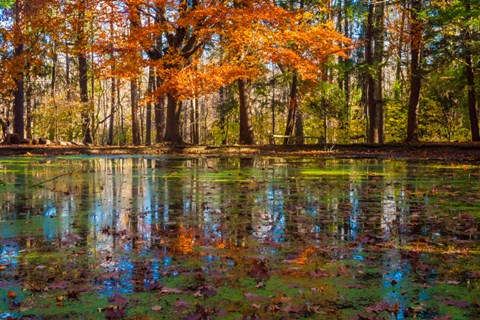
[1,142,480,161]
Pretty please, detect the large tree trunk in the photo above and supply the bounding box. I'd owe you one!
[406,0,422,143]
[13,0,25,140]
[237,79,254,145]
[284,73,298,145]
[163,93,183,144]
[365,1,377,144]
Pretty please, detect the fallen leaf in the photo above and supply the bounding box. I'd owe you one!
[7,291,17,299]
[174,299,191,308]
[151,305,162,311]
[444,300,470,308]
[244,292,265,302]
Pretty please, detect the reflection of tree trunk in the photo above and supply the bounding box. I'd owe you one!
[284,73,298,145]
[406,0,422,143]
[238,79,254,144]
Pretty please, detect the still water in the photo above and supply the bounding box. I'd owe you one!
[0,156,479,319]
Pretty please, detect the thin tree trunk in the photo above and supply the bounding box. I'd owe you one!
[194,98,199,144]
[295,110,304,145]
[146,67,154,145]
[284,72,298,145]
[51,51,57,96]
[107,75,115,145]
[79,53,92,144]
[26,70,32,139]
[374,0,385,144]
[366,1,377,144]
[271,68,276,144]
[131,78,140,145]
[237,79,254,144]
[78,0,92,144]
[154,73,165,144]
[406,0,422,143]
[219,87,227,145]
[129,3,141,146]
[13,0,25,140]
[465,46,480,141]
[463,0,480,142]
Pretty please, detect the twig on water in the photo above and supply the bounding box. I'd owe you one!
[32,171,74,187]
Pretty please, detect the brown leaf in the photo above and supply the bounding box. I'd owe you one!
[244,292,265,302]
[174,299,191,308]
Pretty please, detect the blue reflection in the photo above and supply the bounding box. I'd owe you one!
[43,201,58,240]
[382,254,411,319]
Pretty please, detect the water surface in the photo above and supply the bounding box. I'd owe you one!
[0,156,479,319]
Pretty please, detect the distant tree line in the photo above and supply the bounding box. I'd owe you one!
[0,0,478,145]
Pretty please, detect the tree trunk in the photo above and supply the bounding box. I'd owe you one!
[79,53,92,144]
[219,87,227,145]
[26,70,32,139]
[163,93,183,144]
[78,0,92,144]
[131,78,140,145]
[107,75,115,145]
[464,0,480,142]
[284,72,298,145]
[465,46,480,142]
[13,0,25,140]
[406,0,422,143]
[374,0,385,144]
[146,67,154,145]
[365,1,377,144]
[295,110,304,145]
[237,79,254,145]
[154,74,165,144]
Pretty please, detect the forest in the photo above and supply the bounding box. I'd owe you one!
[0,0,479,146]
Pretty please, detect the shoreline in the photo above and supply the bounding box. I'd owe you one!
[1,142,480,161]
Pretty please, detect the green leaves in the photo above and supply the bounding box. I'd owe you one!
[0,0,15,9]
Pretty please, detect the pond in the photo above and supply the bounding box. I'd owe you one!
[0,155,479,319]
